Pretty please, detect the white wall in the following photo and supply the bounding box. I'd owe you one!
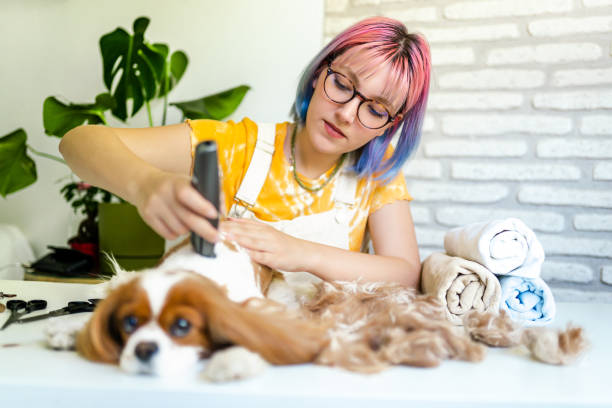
[325,0,612,301]
[0,0,324,255]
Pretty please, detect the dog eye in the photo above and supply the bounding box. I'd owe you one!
[122,315,139,333]
[170,318,191,337]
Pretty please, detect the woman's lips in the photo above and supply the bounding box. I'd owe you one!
[324,121,346,139]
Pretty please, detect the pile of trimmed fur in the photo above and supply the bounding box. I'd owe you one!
[301,281,588,373]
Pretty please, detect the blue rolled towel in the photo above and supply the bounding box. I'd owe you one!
[499,276,555,326]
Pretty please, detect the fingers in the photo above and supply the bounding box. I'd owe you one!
[246,249,270,266]
[176,183,218,219]
[138,174,219,241]
[220,220,269,248]
[148,216,177,240]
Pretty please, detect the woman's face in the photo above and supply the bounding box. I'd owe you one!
[304,51,407,158]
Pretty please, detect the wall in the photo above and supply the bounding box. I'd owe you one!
[325,0,612,301]
[0,0,324,255]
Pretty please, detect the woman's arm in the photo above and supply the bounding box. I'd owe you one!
[59,123,219,241]
[222,200,421,288]
[59,123,191,200]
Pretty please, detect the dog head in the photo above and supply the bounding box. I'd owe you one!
[76,269,327,376]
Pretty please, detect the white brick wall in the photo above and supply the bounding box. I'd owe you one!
[518,186,612,208]
[417,24,520,43]
[487,43,602,65]
[436,206,565,232]
[431,47,475,66]
[594,162,612,180]
[381,7,437,22]
[602,266,612,285]
[581,116,612,135]
[452,162,581,180]
[403,159,442,179]
[325,0,612,301]
[537,139,612,158]
[528,16,612,37]
[439,69,545,89]
[542,262,594,283]
[533,90,612,110]
[408,181,509,202]
[415,227,447,247]
[442,114,572,135]
[540,235,612,258]
[584,0,612,7]
[425,140,527,157]
[552,67,612,87]
[574,214,612,231]
[410,205,432,224]
[444,0,573,19]
[428,92,523,110]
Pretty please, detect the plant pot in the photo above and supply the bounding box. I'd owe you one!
[98,202,164,275]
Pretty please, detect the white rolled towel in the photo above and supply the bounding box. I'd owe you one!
[421,252,501,325]
[444,218,545,279]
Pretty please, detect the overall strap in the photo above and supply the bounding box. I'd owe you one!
[332,156,358,207]
[232,122,276,210]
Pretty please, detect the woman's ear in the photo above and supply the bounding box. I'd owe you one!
[76,280,139,363]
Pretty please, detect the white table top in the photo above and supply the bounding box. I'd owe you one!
[0,279,610,408]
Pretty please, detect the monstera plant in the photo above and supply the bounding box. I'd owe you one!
[1,16,249,267]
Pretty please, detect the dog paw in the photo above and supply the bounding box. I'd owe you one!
[202,346,268,382]
[44,314,90,350]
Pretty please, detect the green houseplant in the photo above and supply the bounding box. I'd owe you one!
[0,16,249,273]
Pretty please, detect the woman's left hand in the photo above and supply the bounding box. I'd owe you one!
[220,218,310,272]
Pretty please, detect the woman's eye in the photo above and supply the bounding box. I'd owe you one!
[170,317,191,337]
[367,104,387,118]
[122,315,139,333]
[333,76,352,91]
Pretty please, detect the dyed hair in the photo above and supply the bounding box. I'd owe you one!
[291,17,431,183]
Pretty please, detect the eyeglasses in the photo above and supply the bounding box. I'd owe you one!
[323,64,400,130]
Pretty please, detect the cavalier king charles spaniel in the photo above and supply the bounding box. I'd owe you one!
[48,239,327,381]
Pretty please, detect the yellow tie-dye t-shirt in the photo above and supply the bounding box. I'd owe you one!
[186,117,411,252]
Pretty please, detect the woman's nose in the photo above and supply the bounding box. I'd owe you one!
[334,98,360,125]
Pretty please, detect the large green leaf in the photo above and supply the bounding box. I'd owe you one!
[99,16,166,121]
[170,85,250,120]
[0,129,37,197]
[43,93,114,137]
[158,49,188,97]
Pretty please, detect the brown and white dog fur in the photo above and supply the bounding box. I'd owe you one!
[47,239,588,380]
[54,238,327,381]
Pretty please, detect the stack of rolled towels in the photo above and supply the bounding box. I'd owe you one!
[421,218,554,327]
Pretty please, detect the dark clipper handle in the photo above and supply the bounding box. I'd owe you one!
[190,140,220,258]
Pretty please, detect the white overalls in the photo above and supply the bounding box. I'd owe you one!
[227,123,362,298]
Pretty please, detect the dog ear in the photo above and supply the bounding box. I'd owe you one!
[76,279,139,363]
[187,275,328,365]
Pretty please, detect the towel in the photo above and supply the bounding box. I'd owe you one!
[0,224,35,280]
[421,253,501,325]
[499,276,555,326]
[444,218,545,278]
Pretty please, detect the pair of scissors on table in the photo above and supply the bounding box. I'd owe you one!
[1,298,101,330]
[1,299,48,330]
[17,299,101,324]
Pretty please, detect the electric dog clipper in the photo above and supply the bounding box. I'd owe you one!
[190,140,220,258]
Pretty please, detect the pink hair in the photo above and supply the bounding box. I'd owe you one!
[292,17,431,183]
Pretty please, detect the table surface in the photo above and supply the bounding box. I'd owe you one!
[0,279,610,408]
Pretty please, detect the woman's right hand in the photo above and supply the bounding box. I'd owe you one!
[134,170,219,242]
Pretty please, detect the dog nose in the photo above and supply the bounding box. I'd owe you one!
[135,341,159,362]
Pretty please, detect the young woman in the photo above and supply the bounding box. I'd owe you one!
[59,17,431,289]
